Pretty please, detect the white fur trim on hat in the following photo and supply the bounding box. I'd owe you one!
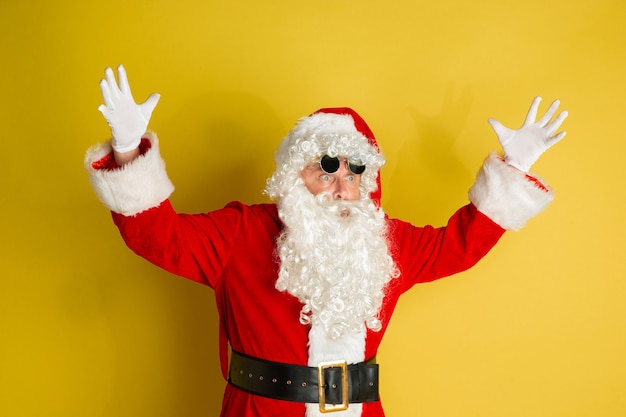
[469,152,554,231]
[84,131,174,216]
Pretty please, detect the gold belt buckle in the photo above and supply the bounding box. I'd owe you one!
[317,360,349,413]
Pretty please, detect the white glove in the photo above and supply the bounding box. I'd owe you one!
[98,65,160,153]
[488,97,568,172]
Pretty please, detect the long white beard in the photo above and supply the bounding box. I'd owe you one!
[275,183,398,340]
[276,185,398,417]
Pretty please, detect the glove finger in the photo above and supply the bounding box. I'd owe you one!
[487,117,502,131]
[117,64,132,96]
[546,131,567,148]
[537,100,561,127]
[488,118,507,137]
[546,110,569,136]
[140,93,161,120]
[99,79,115,110]
[524,96,542,126]
[104,67,121,99]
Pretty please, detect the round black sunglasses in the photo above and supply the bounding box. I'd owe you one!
[319,155,366,175]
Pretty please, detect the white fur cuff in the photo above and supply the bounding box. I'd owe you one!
[469,153,554,231]
[84,131,174,216]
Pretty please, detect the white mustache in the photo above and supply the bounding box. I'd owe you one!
[314,193,366,218]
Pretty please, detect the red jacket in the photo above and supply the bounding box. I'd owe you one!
[111,198,504,417]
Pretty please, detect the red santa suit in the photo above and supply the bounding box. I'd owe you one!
[85,109,554,417]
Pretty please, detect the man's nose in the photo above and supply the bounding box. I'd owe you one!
[333,180,348,200]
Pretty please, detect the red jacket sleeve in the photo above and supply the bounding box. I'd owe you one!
[389,203,505,293]
[111,199,244,288]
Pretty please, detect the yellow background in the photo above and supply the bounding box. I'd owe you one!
[1,0,624,416]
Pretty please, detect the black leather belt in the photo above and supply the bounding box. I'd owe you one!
[228,350,379,413]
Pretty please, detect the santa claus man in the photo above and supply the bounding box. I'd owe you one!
[85,65,567,417]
